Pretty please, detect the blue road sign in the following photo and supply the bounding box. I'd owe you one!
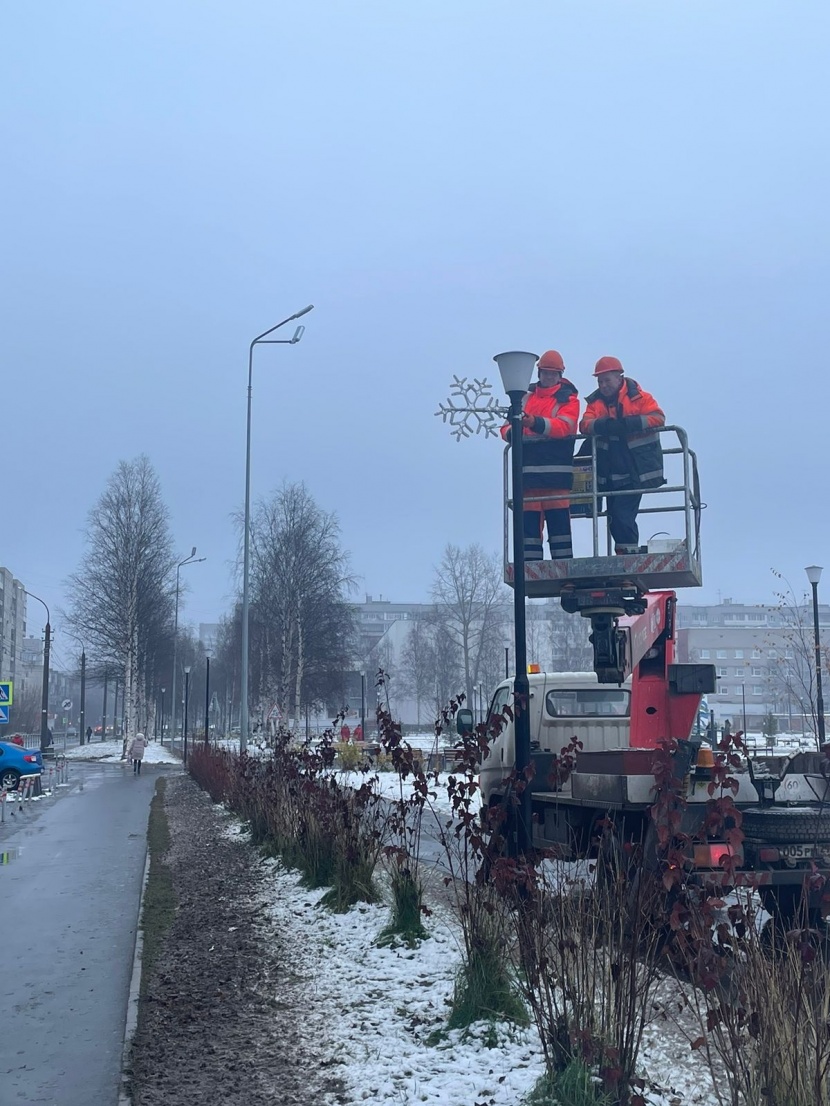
[0,705,9,724]
[0,682,11,705]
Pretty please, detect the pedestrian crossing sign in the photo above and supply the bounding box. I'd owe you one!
[0,705,8,724]
[0,682,12,706]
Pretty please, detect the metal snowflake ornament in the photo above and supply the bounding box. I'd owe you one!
[435,376,508,441]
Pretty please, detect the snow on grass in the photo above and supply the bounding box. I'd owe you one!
[253,841,721,1106]
[263,858,546,1105]
[64,739,179,764]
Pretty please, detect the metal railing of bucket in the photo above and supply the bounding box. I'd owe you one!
[503,424,703,563]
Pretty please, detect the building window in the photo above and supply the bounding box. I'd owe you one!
[785,649,794,660]
[717,685,729,696]
[752,685,764,695]
[752,649,762,659]
[751,667,763,677]
[734,649,744,659]
[699,649,710,659]
[768,649,777,658]
[717,667,728,677]
[716,650,727,659]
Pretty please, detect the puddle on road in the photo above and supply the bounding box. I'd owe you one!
[0,847,21,864]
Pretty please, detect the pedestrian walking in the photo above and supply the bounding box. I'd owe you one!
[129,732,147,775]
[86,726,92,743]
[499,350,579,560]
[579,356,666,554]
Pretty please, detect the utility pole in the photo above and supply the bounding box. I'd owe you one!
[79,649,86,747]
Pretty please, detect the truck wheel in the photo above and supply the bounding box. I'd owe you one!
[741,807,830,843]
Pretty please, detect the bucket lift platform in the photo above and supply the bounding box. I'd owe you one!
[505,541,702,599]
[504,426,704,603]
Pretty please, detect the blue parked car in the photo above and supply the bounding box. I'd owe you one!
[0,741,43,791]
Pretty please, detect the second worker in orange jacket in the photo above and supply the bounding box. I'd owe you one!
[579,356,666,554]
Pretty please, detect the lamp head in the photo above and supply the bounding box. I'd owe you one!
[191,546,197,557]
[493,351,538,396]
[291,304,314,320]
[184,665,191,675]
[290,325,305,344]
[806,565,823,586]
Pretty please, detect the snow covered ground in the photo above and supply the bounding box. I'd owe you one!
[63,738,179,764]
[217,815,722,1106]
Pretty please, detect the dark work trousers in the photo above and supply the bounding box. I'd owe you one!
[607,491,642,551]
[132,758,142,775]
[523,508,573,560]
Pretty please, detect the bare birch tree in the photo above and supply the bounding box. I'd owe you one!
[66,456,175,747]
[248,482,355,725]
[430,543,509,708]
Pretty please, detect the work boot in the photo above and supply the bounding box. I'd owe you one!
[614,545,639,555]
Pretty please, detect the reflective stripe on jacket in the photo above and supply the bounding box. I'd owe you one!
[579,378,665,492]
[501,379,579,510]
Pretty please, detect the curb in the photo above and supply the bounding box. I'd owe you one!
[119,845,151,1106]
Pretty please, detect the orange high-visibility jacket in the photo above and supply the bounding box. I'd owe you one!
[579,378,665,492]
[501,379,579,510]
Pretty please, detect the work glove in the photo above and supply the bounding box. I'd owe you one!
[592,418,616,436]
[522,415,544,434]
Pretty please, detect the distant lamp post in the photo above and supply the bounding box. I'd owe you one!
[204,653,211,747]
[805,565,826,748]
[21,589,51,753]
[65,632,86,746]
[494,350,538,856]
[240,305,314,755]
[183,665,192,765]
[159,686,166,742]
[360,671,366,742]
[171,548,205,748]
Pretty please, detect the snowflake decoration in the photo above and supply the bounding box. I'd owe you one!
[434,376,508,441]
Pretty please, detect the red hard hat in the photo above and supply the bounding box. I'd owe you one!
[538,350,565,372]
[594,356,624,376]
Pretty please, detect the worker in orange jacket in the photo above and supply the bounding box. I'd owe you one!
[501,350,579,560]
[579,356,665,554]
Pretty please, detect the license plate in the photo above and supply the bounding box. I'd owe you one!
[779,844,822,860]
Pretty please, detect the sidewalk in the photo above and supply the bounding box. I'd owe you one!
[0,762,164,1105]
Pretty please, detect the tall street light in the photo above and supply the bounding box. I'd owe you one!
[805,565,826,748]
[21,589,51,753]
[171,548,205,749]
[183,665,191,765]
[160,686,166,743]
[494,350,538,856]
[240,304,314,754]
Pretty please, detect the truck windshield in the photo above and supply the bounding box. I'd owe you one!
[545,689,630,717]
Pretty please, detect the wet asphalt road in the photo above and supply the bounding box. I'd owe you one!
[0,760,176,1105]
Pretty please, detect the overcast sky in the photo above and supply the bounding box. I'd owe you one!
[3,1,829,648]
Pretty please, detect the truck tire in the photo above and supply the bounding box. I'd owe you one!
[741,806,830,843]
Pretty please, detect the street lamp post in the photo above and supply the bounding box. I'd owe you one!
[21,589,51,753]
[494,351,538,856]
[160,687,166,743]
[240,305,314,755]
[360,671,366,742]
[171,548,205,749]
[64,632,86,746]
[204,653,211,747]
[805,565,826,748]
[183,665,191,765]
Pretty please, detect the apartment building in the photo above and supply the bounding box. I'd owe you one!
[676,598,830,733]
[0,567,26,682]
